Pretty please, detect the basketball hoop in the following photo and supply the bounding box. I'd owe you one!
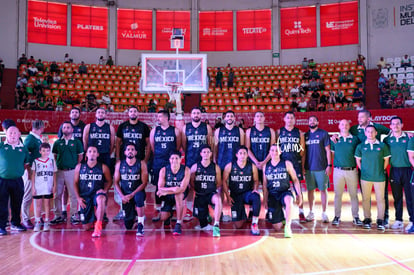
[165,82,184,117]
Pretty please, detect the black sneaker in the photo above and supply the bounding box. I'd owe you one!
[136,223,144,237]
[70,214,80,225]
[173,223,182,235]
[377,219,385,231]
[363,218,371,229]
[0,228,7,235]
[10,224,27,231]
[353,217,363,226]
[50,216,65,225]
[332,216,340,226]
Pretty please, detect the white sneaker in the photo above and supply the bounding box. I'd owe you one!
[33,221,41,232]
[195,224,214,231]
[321,213,329,223]
[391,220,404,230]
[405,222,413,232]
[306,212,314,222]
[43,222,50,231]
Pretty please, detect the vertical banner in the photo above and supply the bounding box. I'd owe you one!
[71,5,108,48]
[320,1,359,47]
[280,6,317,49]
[117,9,152,50]
[27,0,67,45]
[199,11,233,51]
[236,9,272,51]
[156,11,191,51]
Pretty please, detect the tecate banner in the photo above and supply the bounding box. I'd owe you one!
[236,9,272,51]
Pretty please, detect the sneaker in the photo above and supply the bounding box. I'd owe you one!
[113,211,125,222]
[306,212,314,222]
[322,213,329,223]
[332,216,340,226]
[213,225,220,237]
[50,216,65,225]
[23,220,34,229]
[92,222,102,238]
[384,219,390,229]
[284,226,292,238]
[250,223,260,236]
[136,223,144,237]
[363,218,371,229]
[299,213,307,223]
[43,222,50,232]
[33,221,42,232]
[201,224,214,231]
[405,222,413,232]
[0,228,7,236]
[377,219,385,231]
[353,217,363,226]
[173,223,182,235]
[408,224,414,234]
[10,224,27,231]
[391,220,404,230]
[183,209,193,222]
[70,214,80,225]
[221,214,232,222]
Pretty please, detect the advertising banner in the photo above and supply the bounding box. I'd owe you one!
[156,11,191,51]
[199,11,233,51]
[117,9,152,50]
[236,9,272,51]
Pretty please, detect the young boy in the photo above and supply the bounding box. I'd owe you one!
[31,143,57,231]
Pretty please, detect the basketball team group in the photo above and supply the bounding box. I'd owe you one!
[1,106,414,238]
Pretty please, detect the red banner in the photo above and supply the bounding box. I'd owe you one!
[117,9,152,50]
[280,6,316,49]
[199,11,233,51]
[71,5,108,48]
[27,0,67,45]
[236,9,272,51]
[156,11,191,51]
[320,1,359,47]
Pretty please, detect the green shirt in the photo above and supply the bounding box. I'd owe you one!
[23,132,42,165]
[355,140,390,182]
[350,122,390,142]
[383,133,411,167]
[52,137,84,170]
[331,134,360,168]
[407,138,414,166]
[0,142,29,179]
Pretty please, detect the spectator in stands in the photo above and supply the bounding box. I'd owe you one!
[302,58,309,69]
[326,103,335,111]
[106,56,114,66]
[214,117,222,129]
[320,92,328,105]
[100,91,111,107]
[27,55,35,65]
[148,99,157,113]
[344,102,354,111]
[317,79,325,90]
[28,64,38,76]
[16,74,27,89]
[357,54,366,68]
[378,73,388,89]
[18,54,28,67]
[352,88,364,103]
[302,68,311,81]
[298,97,308,112]
[0,59,4,87]
[355,102,365,110]
[394,93,404,108]
[346,72,355,83]
[17,94,28,110]
[404,96,414,108]
[35,59,44,72]
[52,72,61,84]
[99,56,105,65]
[45,97,54,111]
[37,97,47,110]
[290,84,300,97]
[290,96,299,112]
[328,90,336,104]
[301,81,309,92]
[252,86,260,99]
[317,101,326,111]
[309,78,318,91]
[336,89,346,103]
[309,90,320,111]
[64,53,72,63]
[311,68,320,79]
[227,68,234,88]
[78,61,87,75]
[401,54,411,68]
[215,67,223,90]
[400,79,411,99]
[377,57,390,70]
[389,74,398,90]
[245,87,252,99]
[50,61,59,74]
[27,94,37,109]
[85,92,98,111]
[309,59,316,69]
[390,85,401,99]
[33,82,43,99]
[339,72,347,84]
[56,97,64,111]
[273,86,283,99]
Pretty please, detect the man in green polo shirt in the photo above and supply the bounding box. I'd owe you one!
[384,116,414,232]
[0,126,30,235]
[21,119,44,229]
[355,125,390,231]
[51,121,84,225]
[406,138,414,233]
[331,119,362,226]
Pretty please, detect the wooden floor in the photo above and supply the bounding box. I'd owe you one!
[1,190,414,275]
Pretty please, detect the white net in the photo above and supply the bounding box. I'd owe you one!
[166,82,183,115]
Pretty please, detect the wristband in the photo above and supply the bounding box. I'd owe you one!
[327,164,332,167]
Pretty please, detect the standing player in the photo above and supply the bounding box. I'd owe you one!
[263,144,302,238]
[304,116,331,223]
[150,110,181,221]
[58,107,86,141]
[74,146,112,237]
[114,143,148,236]
[190,145,222,237]
[222,146,261,235]
[277,112,306,222]
[157,150,190,235]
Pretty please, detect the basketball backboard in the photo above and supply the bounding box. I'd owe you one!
[140,53,208,94]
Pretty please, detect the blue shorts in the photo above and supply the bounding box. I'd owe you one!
[267,190,293,224]
[193,192,216,220]
[80,192,107,224]
[160,187,189,213]
[230,191,260,222]
[306,170,329,191]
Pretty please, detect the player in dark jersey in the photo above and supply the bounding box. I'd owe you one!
[73,146,112,238]
[114,143,148,236]
[157,150,190,236]
[222,146,261,235]
[277,111,306,223]
[190,145,222,237]
[150,110,181,221]
[58,107,86,141]
[263,144,302,238]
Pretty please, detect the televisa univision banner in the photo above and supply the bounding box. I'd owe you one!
[320,1,359,47]
[236,9,272,51]
[71,5,108,48]
[156,10,191,51]
[27,0,67,45]
[117,9,152,50]
[199,11,233,51]
[280,6,317,49]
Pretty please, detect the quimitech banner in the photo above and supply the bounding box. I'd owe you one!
[280,6,317,49]
[199,11,233,51]
[156,10,191,51]
[27,0,67,45]
[117,9,152,50]
[236,9,272,51]
[71,5,108,48]
[320,1,359,47]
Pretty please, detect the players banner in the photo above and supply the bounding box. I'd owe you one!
[117,9,152,50]
[71,5,108,48]
[280,6,317,49]
[320,1,359,47]
[27,0,67,45]
[236,9,272,51]
[199,11,233,51]
[156,11,191,51]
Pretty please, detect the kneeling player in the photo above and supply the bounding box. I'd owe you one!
[74,146,112,238]
[263,144,302,238]
[114,143,148,236]
[157,150,190,235]
[190,145,222,237]
[223,146,261,235]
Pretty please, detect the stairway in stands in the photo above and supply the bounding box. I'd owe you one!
[0,68,17,109]
[365,69,381,109]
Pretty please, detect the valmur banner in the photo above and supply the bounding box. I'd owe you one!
[280,6,317,49]
[320,1,359,47]
[156,10,191,51]
[27,0,67,45]
[71,5,108,48]
[237,9,272,51]
[199,11,233,51]
[117,9,152,50]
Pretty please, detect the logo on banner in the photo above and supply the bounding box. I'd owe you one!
[284,21,312,36]
[77,24,104,31]
[242,27,267,35]
[372,8,388,29]
[162,28,187,34]
[399,4,414,26]
[33,17,62,30]
[202,28,228,36]
[120,22,148,39]
[325,20,354,30]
